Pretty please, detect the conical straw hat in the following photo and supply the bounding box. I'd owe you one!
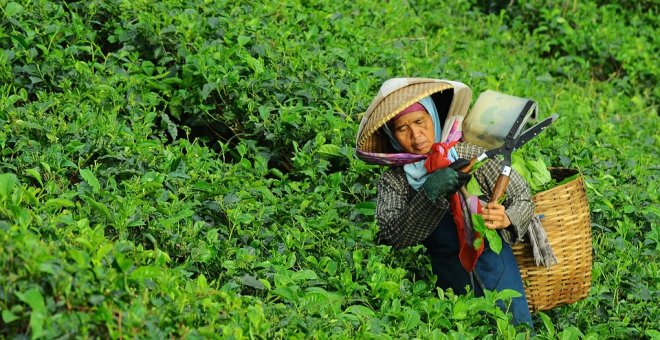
[355,78,471,163]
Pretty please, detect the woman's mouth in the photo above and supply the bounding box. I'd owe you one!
[413,142,429,152]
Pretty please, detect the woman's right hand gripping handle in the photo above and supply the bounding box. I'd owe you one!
[422,158,472,201]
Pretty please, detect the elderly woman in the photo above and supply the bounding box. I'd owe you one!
[356,78,534,327]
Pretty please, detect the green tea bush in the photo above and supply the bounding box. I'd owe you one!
[1,0,658,338]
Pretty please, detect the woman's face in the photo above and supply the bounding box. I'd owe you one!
[392,111,435,154]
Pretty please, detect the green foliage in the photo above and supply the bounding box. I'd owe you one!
[0,0,657,338]
[471,213,502,254]
[511,153,553,193]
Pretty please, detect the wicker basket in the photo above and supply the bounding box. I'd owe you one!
[512,168,592,312]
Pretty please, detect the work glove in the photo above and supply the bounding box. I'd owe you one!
[452,158,472,188]
[422,158,472,201]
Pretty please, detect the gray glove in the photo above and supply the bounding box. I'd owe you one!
[422,158,472,201]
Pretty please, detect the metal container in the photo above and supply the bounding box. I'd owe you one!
[463,90,537,149]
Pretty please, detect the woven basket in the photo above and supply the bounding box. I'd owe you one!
[512,168,592,312]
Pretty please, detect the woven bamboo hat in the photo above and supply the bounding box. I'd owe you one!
[355,78,472,164]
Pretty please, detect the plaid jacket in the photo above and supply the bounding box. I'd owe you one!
[375,142,534,249]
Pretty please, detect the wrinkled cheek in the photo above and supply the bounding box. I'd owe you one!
[398,137,413,152]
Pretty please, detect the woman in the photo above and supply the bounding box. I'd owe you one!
[356,78,534,327]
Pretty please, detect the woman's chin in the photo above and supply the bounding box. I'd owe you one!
[410,148,431,155]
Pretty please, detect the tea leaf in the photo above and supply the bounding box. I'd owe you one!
[237,35,251,46]
[0,173,18,194]
[291,269,318,282]
[2,310,18,323]
[497,289,521,300]
[485,229,502,254]
[317,144,343,158]
[16,288,46,337]
[25,169,43,187]
[453,300,468,320]
[355,201,375,216]
[344,305,376,318]
[79,168,100,193]
[539,312,556,337]
[403,309,421,330]
[240,274,265,290]
[466,177,484,196]
[272,287,298,303]
[81,195,113,221]
[471,213,486,232]
[473,237,484,250]
[4,2,24,17]
[45,198,75,209]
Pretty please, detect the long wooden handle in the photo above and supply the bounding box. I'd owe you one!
[460,157,479,173]
[460,152,489,173]
[490,173,510,203]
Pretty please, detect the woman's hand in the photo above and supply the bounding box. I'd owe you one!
[481,202,511,230]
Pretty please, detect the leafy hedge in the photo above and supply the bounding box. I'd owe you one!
[1,0,658,338]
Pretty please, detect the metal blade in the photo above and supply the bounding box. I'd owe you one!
[484,146,503,159]
[501,152,512,168]
[513,114,559,150]
[505,100,537,141]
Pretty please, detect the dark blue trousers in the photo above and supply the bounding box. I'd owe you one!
[423,212,533,327]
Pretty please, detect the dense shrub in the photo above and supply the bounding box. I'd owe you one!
[1,0,657,338]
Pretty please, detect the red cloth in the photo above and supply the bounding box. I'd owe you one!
[424,141,459,173]
[424,142,484,272]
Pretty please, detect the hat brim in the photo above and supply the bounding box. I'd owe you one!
[356,82,454,155]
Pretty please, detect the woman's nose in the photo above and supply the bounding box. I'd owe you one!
[411,126,424,139]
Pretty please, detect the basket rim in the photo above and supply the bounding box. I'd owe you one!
[532,168,584,198]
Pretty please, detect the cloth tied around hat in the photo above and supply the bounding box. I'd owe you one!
[390,102,427,123]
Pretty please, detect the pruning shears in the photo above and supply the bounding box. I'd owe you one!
[461,102,559,203]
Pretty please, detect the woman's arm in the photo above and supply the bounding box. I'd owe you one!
[375,168,451,248]
[456,143,534,244]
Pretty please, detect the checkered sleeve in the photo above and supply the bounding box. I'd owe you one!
[456,142,534,244]
[375,168,451,248]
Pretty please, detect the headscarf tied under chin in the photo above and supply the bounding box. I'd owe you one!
[382,96,459,190]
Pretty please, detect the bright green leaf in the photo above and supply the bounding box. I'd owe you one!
[45,198,75,209]
[466,176,484,196]
[272,287,298,303]
[403,309,421,330]
[237,35,251,46]
[317,144,343,158]
[0,173,18,198]
[79,169,101,193]
[471,213,487,233]
[645,330,660,339]
[538,312,555,337]
[497,289,521,300]
[25,169,43,187]
[485,229,502,254]
[2,310,18,323]
[291,269,318,282]
[453,300,468,320]
[4,2,24,17]
[16,288,46,314]
[344,305,376,318]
